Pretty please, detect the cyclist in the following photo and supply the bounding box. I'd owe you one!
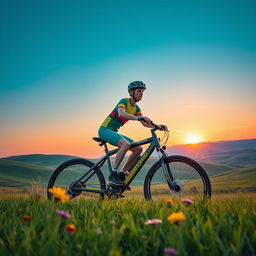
[98,81,167,185]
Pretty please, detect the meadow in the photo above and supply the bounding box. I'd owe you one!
[0,152,256,255]
[0,195,255,256]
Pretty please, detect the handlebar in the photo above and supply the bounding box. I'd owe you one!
[151,121,165,132]
[138,117,167,132]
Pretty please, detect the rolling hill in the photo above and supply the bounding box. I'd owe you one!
[0,155,233,188]
[0,159,53,187]
[210,166,256,193]
[166,139,256,168]
[2,154,79,168]
[1,138,255,191]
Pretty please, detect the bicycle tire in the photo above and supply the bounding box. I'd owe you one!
[144,155,211,201]
[47,158,106,200]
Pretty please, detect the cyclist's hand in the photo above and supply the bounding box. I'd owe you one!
[159,124,169,131]
[143,116,152,125]
[138,116,151,127]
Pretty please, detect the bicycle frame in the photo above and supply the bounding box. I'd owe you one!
[73,129,171,195]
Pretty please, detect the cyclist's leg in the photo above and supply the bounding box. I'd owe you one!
[98,127,123,147]
[121,135,143,173]
[114,138,131,169]
[98,127,130,170]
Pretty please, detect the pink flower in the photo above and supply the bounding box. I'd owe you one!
[56,210,71,219]
[181,198,193,205]
[145,219,162,225]
[164,248,178,255]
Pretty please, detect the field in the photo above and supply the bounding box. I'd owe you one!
[0,196,255,256]
[0,152,256,255]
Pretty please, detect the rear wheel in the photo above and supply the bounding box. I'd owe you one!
[144,155,211,201]
[47,158,106,200]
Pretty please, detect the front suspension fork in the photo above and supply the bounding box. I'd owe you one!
[157,149,175,189]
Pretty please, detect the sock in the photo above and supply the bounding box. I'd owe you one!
[112,168,118,173]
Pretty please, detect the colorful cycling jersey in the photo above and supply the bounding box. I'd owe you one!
[100,98,142,131]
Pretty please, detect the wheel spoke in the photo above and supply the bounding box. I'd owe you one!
[47,159,105,200]
[145,156,211,201]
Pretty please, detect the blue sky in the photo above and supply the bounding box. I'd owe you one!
[1,0,255,91]
[1,0,256,156]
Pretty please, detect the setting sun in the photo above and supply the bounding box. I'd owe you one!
[185,135,202,144]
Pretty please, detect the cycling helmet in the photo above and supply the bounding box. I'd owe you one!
[128,81,147,92]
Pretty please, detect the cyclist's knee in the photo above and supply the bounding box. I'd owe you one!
[136,146,143,154]
[130,146,143,154]
[118,139,131,149]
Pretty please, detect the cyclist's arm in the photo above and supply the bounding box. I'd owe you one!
[118,108,138,120]
[139,116,168,130]
[118,108,153,126]
[140,119,155,128]
[137,115,155,128]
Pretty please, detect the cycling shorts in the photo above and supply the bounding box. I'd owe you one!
[98,126,134,146]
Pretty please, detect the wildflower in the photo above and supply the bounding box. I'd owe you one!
[167,212,186,224]
[23,215,31,221]
[166,199,173,207]
[164,248,178,255]
[65,224,76,232]
[96,227,102,235]
[48,187,70,203]
[56,209,71,219]
[145,219,162,225]
[181,198,193,205]
[116,208,122,213]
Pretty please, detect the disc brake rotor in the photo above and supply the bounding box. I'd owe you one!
[170,179,185,197]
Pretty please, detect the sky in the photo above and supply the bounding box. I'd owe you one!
[1,0,256,158]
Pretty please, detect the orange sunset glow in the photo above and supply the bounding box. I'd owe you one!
[1,0,256,158]
[185,135,202,145]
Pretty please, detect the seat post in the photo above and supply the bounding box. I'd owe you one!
[103,143,109,153]
[103,143,113,174]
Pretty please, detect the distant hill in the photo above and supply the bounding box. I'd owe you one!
[0,159,53,187]
[1,139,255,190]
[2,154,82,168]
[0,157,254,193]
[0,155,232,188]
[210,166,256,193]
[167,139,256,168]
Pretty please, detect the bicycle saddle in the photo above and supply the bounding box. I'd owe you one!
[92,137,106,146]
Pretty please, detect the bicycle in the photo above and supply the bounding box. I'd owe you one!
[47,121,211,201]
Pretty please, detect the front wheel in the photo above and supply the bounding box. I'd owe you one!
[47,158,106,200]
[144,155,211,201]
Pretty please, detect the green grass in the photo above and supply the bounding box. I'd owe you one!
[0,196,255,256]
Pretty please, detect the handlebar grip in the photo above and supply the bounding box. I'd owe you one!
[139,119,166,131]
[138,116,146,122]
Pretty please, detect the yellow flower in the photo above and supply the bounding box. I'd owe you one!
[48,187,70,203]
[167,212,186,224]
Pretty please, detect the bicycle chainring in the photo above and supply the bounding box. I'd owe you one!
[106,184,123,199]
